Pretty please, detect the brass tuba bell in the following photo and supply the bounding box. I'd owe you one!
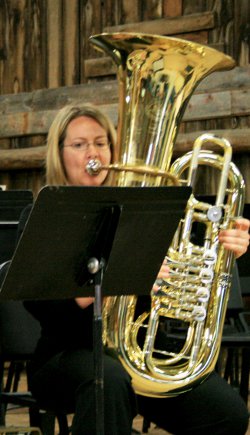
[88,33,245,397]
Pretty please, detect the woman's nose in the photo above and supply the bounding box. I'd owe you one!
[86,143,98,158]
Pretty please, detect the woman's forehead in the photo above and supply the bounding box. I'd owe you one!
[66,115,107,138]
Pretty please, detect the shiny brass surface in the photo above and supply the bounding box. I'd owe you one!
[89,33,245,397]
[86,161,180,185]
[89,32,234,186]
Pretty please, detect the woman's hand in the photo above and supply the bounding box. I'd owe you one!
[75,297,94,309]
[218,217,250,258]
[153,262,170,292]
[153,217,249,293]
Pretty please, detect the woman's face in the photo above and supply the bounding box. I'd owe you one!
[62,116,112,186]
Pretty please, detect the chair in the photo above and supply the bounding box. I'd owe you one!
[0,299,70,435]
[236,203,250,299]
[216,204,250,404]
[216,264,250,404]
[140,265,250,433]
[0,191,70,433]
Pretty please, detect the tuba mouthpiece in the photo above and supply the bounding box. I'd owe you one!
[86,159,102,175]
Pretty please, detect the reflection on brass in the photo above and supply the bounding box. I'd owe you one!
[86,161,179,185]
[89,33,245,397]
[89,32,234,187]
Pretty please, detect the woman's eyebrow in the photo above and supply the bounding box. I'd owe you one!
[71,135,107,141]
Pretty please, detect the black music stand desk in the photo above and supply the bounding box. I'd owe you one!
[0,185,191,435]
[0,190,33,263]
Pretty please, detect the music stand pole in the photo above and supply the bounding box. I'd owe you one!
[88,257,105,435]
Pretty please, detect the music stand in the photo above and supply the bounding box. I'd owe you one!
[0,185,191,435]
[0,190,33,263]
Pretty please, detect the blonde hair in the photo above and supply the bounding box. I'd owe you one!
[46,102,117,185]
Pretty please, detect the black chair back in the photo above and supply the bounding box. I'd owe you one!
[0,301,41,359]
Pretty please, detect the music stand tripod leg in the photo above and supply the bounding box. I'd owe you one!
[88,257,105,435]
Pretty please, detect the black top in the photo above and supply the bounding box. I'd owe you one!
[24,299,94,370]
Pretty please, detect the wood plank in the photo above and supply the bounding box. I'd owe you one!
[175,129,250,154]
[0,66,249,138]
[0,103,118,138]
[196,66,250,93]
[163,0,182,17]
[83,0,103,60]
[174,30,208,44]
[1,65,248,112]
[1,0,26,94]
[0,80,118,113]
[1,87,249,139]
[24,1,47,91]
[142,0,162,20]
[232,89,250,116]
[85,64,249,89]
[84,57,117,78]
[1,129,249,170]
[121,0,140,23]
[0,1,47,93]
[103,11,215,34]
[0,110,57,138]
[63,0,79,85]
[0,146,46,170]
[46,0,62,88]
[184,89,250,121]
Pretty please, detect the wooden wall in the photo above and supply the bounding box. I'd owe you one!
[0,0,249,200]
[1,0,249,92]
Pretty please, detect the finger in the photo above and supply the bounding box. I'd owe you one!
[152,265,170,293]
[219,229,250,243]
[221,237,249,257]
[234,218,250,232]
[219,231,250,242]
[222,240,247,250]
[219,234,249,247]
[157,265,170,279]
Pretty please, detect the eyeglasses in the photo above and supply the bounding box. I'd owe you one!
[63,140,110,152]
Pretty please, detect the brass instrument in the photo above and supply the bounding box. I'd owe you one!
[87,33,245,397]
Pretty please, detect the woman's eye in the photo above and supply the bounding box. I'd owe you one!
[74,142,85,149]
[97,142,109,148]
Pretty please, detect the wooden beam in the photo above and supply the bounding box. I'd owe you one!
[0,146,46,170]
[185,89,250,121]
[103,11,215,34]
[84,57,117,78]
[0,104,118,138]
[1,129,249,170]
[0,81,119,137]
[175,129,250,154]
[0,67,249,138]
[195,66,250,93]
[0,80,118,113]
[1,65,248,112]
[1,87,249,139]
[0,110,57,138]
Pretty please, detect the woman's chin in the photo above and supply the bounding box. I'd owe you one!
[79,173,107,187]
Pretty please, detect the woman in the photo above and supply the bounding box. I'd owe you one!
[25,102,250,435]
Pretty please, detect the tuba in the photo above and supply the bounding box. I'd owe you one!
[87,33,245,397]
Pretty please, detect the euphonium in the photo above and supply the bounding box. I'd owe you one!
[87,33,245,396]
